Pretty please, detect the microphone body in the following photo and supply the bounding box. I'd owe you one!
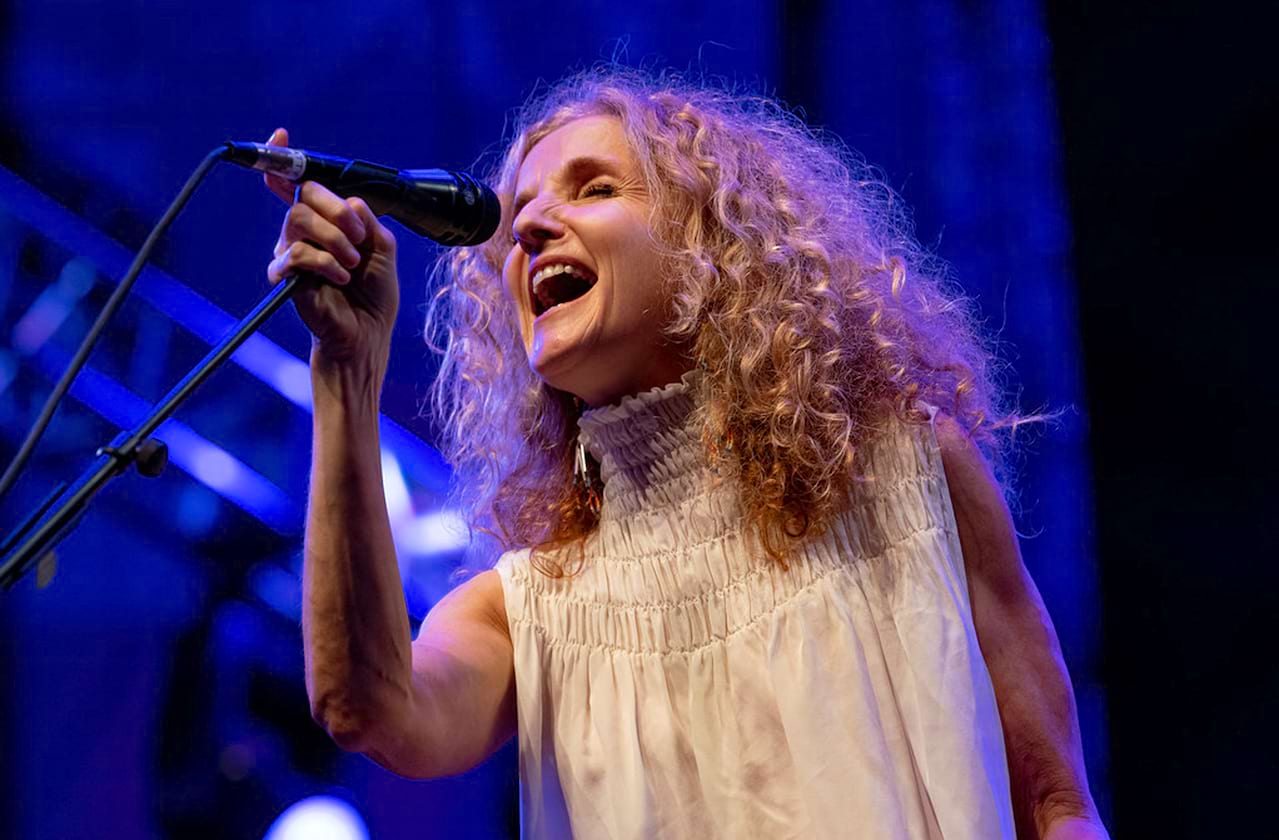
[225,141,500,247]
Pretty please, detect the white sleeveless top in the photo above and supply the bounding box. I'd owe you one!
[494,376,1015,839]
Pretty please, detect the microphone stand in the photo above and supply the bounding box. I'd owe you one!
[0,273,305,590]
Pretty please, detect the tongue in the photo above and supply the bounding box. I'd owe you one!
[537,273,595,313]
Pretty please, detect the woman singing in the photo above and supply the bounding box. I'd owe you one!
[264,69,1108,839]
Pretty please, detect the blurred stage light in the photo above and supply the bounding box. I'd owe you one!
[381,448,412,522]
[10,256,96,355]
[397,508,469,556]
[382,448,470,561]
[263,795,369,840]
[27,343,298,532]
[247,561,301,622]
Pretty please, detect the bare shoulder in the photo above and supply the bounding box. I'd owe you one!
[930,412,1006,514]
[417,568,510,642]
[929,411,1026,584]
[397,567,516,778]
[930,411,990,479]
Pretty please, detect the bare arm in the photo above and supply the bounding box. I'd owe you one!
[935,416,1108,840]
[304,364,516,778]
[302,353,409,753]
[265,128,515,779]
[307,384,514,750]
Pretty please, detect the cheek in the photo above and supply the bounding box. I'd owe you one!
[501,247,526,306]
[618,233,671,313]
[500,247,535,348]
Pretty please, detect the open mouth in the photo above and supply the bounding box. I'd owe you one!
[531,261,598,317]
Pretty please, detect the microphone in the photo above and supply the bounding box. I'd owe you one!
[223,141,500,247]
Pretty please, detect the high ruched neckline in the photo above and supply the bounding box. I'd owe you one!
[496,386,1016,838]
[576,370,703,521]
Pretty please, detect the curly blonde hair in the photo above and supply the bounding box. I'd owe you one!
[427,67,1018,574]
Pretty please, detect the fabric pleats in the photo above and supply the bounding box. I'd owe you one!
[495,375,1015,839]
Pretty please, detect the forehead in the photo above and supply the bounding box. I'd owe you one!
[515,115,635,191]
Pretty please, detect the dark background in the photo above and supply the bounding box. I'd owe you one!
[1046,1,1278,835]
[0,0,1270,837]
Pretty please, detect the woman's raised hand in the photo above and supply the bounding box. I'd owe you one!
[263,128,400,370]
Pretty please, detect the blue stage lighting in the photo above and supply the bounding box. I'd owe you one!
[262,795,370,840]
[0,162,452,495]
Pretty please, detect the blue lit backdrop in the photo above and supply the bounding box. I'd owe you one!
[0,1,1105,837]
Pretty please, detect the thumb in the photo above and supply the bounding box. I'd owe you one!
[262,127,294,203]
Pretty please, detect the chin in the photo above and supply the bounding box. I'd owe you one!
[528,350,626,407]
[533,354,687,409]
[532,363,614,406]
[523,313,689,407]
[525,308,607,400]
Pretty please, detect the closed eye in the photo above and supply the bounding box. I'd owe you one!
[580,181,617,199]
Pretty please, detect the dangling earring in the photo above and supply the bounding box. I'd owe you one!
[575,438,601,515]
[568,396,600,515]
[709,427,735,478]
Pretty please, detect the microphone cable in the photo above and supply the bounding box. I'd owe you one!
[0,139,499,502]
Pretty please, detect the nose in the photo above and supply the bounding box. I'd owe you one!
[512,197,566,255]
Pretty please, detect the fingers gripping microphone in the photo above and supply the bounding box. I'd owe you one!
[224,141,500,246]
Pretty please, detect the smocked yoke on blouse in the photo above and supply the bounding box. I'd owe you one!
[495,376,1015,839]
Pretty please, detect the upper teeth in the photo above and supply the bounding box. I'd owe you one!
[532,262,590,293]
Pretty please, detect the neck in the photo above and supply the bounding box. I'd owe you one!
[577,372,705,519]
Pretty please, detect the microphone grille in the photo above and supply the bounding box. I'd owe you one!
[451,172,501,246]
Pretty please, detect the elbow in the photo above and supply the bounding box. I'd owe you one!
[310,692,381,754]
[305,664,411,755]
[308,690,451,780]
[1033,789,1105,839]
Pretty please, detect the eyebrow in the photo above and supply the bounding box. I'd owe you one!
[512,154,624,216]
